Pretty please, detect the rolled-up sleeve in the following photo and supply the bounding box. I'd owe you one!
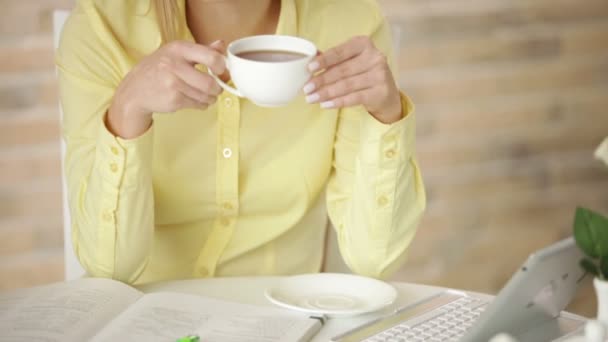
[325,4,426,278]
[79,119,154,279]
[56,4,155,283]
[327,91,425,279]
[327,2,426,278]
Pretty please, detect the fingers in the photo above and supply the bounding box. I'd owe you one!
[209,40,227,54]
[303,53,371,95]
[179,96,210,111]
[168,75,216,108]
[167,41,226,75]
[172,61,222,96]
[316,89,372,110]
[304,35,396,113]
[305,71,376,105]
[208,40,231,83]
[308,36,372,72]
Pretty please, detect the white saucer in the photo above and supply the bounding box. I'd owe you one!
[264,273,398,317]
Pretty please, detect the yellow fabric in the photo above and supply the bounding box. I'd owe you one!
[56,0,426,285]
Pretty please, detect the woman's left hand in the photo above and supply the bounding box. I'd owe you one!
[303,36,402,124]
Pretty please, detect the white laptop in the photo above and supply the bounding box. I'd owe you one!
[332,237,588,342]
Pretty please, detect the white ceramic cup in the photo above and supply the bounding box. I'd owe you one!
[209,35,317,107]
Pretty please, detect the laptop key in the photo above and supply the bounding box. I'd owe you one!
[339,293,492,342]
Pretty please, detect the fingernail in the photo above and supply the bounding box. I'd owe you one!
[306,93,320,103]
[303,82,316,94]
[308,61,320,72]
[320,101,335,109]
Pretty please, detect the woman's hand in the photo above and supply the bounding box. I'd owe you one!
[303,36,402,124]
[107,41,226,139]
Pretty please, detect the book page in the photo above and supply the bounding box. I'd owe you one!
[0,278,142,342]
[92,292,321,342]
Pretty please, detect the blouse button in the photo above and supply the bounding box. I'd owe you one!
[385,149,396,159]
[223,148,233,159]
[102,211,113,222]
[224,97,233,107]
[377,196,389,207]
[109,163,118,173]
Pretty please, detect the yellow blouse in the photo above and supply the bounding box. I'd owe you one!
[56,0,426,285]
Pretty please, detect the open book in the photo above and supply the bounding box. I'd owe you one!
[0,278,322,342]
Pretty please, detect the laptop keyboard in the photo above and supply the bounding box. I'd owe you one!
[362,296,489,342]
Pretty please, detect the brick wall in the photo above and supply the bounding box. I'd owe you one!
[0,0,73,290]
[382,0,608,317]
[0,0,606,317]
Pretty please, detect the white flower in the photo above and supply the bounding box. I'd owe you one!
[595,138,608,166]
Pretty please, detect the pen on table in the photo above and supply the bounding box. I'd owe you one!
[176,334,200,342]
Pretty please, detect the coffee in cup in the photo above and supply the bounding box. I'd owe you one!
[236,50,308,62]
[209,35,317,107]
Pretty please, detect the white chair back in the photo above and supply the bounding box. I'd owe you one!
[53,10,86,280]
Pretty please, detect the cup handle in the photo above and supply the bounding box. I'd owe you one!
[209,57,244,98]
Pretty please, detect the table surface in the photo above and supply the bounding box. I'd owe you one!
[138,277,452,342]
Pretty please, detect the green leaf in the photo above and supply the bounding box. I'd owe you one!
[573,207,608,258]
[581,258,599,277]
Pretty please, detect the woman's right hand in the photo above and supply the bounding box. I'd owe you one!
[106,40,226,139]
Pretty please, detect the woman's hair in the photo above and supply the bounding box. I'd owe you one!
[154,0,179,42]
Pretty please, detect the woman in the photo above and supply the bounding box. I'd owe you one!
[56,0,425,285]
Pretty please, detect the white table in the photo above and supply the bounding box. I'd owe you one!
[138,277,448,341]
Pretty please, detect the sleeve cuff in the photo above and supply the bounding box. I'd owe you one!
[595,137,608,166]
[359,92,416,165]
[94,116,154,188]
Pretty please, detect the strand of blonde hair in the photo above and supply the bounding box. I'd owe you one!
[154,0,180,43]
